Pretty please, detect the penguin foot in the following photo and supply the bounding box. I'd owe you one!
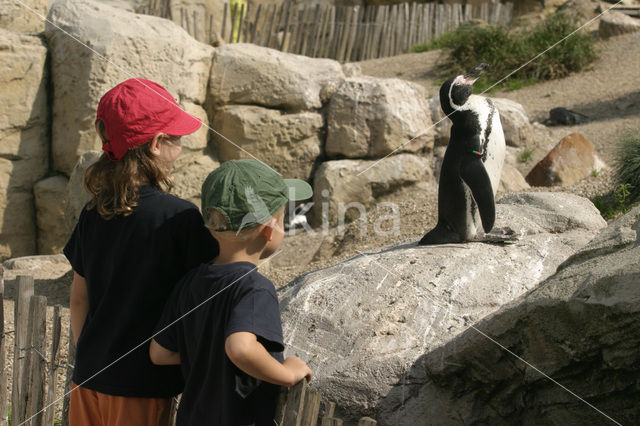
[418,225,461,245]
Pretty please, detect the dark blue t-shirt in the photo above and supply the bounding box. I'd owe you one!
[63,185,219,397]
[154,262,284,426]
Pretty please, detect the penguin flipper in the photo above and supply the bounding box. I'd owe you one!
[460,157,495,233]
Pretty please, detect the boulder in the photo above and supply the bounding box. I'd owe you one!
[312,154,433,227]
[0,29,49,260]
[45,0,214,175]
[428,94,451,146]
[326,77,434,158]
[492,97,533,147]
[171,153,220,206]
[65,150,101,233]
[279,192,606,423]
[212,105,323,181]
[208,43,345,111]
[393,204,640,425]
[498,163,530,193]
[34,176,69,255]
[0,0,48,34]
[2,254,73,306]
[526,133,606,187]
[64,150,215,229]
[599,11,640,39]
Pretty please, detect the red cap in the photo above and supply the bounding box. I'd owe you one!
[96,78,202,161]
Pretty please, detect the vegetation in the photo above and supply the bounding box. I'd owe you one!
[409,13,598,91]
[592,130,640,220]
[518,149,533,163]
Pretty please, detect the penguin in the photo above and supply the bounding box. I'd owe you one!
[419,63,505,245]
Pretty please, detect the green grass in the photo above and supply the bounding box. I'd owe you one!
[408,13,598,91]
[592,130,640,219]
[614,131,640,201]
[518,149,533,163]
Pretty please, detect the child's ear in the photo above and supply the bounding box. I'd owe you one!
[149,133,164,155]
[261,219,276,242]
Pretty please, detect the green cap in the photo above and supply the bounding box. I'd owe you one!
[201,159,313,231]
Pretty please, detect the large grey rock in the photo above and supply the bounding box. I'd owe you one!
[212,105,323,180]
[393,204,640,425]
[171,153,220,207]
[599,11,640,39]
[45,0,214,175]
[208,43,345,111]
[279,192,606,423]
[0,0,48,34]
[65,150,101,233]
[326,77,434,158]
[0,29,49,260]
[312,154,433,226]
[34,176,69,255]
[492,97,533,148]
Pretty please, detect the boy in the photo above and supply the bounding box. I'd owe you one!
[149,159,313,425]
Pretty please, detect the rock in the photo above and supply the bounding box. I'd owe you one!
[428,94,451,146]
[312,154,433,227]
[0,29,49,260]
[342,63,361,77]
[34,176,69,255]
[0,0,48,34]
[326,77,434,158]
[279,192,606,423]
[65,151,101,233]
[45,0,214,175]
[396,204,640,425]
[212,105,323,181]
[498,163,530,193]
[2,254,73,306]
[525,133,606,187]
[599,11,640,39]
[171,153,220,206]
[208,43,345,111]
[181,103,210,151]
[492,97,533,147]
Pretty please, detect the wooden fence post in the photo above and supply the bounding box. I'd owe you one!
[0,267,7,425]
[23,295,47,426]
[44,305,62,426]
[61,324,75,426]
[12,275,34,425]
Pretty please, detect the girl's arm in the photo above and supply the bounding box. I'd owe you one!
[149,339,181,365]
[225,331,312,387]
[70,272,89,346]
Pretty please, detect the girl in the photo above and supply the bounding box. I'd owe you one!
[64,78,218,426]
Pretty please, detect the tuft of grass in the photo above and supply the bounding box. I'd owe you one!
[614,131,640,202]
[519,149,533,163]
[409,12,598,91]
[396,71,404,76]
[592,130,640,219]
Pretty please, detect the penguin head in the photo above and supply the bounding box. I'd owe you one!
[440,63,488,116]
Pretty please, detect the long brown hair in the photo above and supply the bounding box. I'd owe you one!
[84,120,174,219]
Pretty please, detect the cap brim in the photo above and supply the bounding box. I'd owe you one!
[162,109,202,136]
[283,179,313,201]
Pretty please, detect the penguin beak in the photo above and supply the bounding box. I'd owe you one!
[461,63,489,84]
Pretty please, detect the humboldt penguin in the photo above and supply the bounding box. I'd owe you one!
[419,63,505,245]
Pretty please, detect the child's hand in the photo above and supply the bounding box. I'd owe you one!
[283,356,313,384]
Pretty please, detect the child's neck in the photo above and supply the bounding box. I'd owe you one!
[212,246,263,266]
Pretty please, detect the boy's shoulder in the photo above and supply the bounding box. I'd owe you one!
[182,262,273,288]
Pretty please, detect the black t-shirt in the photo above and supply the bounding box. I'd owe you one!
[154,262,285,426]
[63,185,219,397]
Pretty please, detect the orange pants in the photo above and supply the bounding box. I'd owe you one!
[69,383,172,426]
